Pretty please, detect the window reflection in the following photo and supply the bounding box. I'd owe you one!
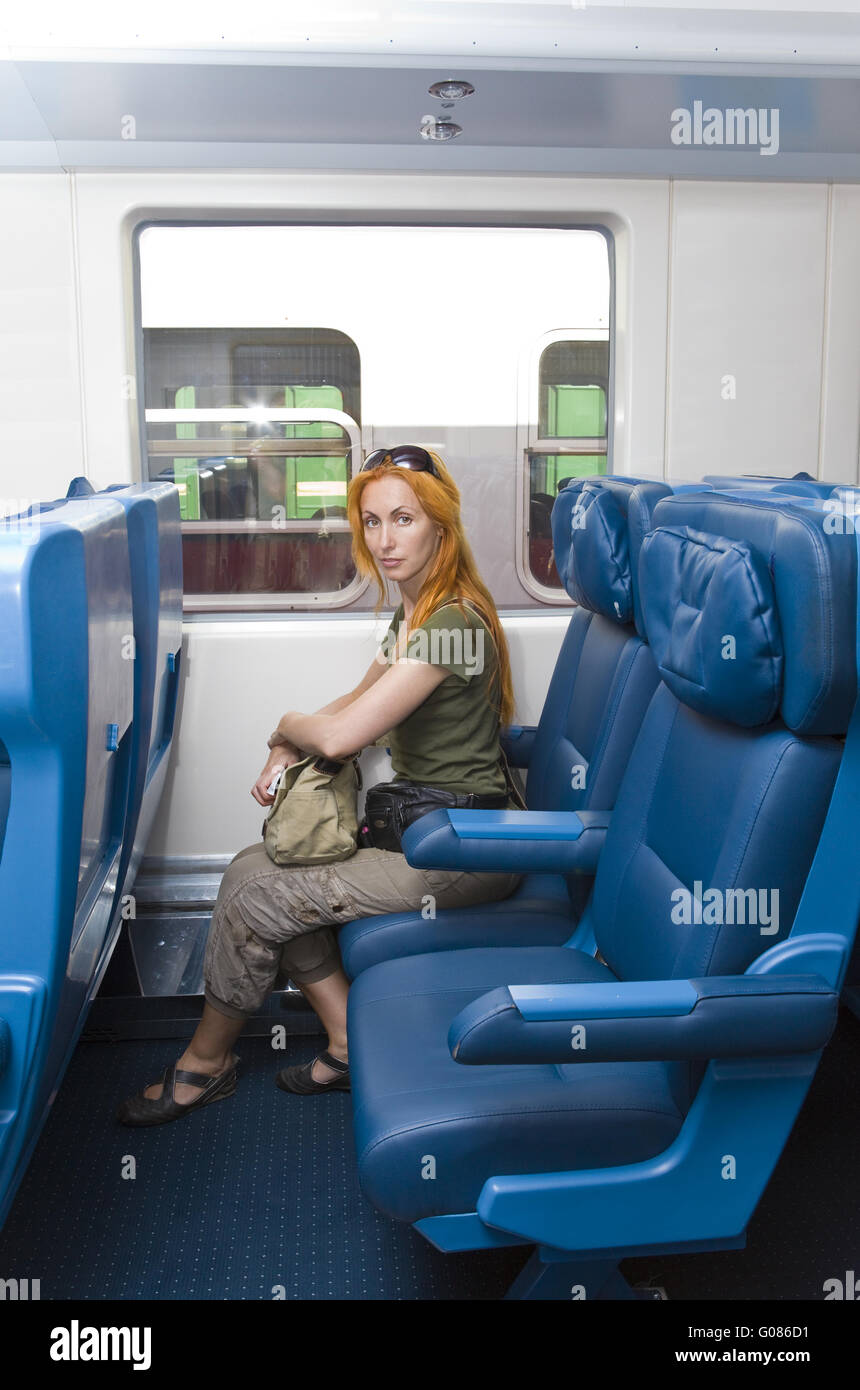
[143,328,361,601]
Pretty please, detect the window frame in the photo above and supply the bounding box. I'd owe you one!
[516,327,612,606]
[133,218,615,614]
[146,405,366,612]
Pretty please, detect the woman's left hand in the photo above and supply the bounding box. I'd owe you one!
[252,743,303,806]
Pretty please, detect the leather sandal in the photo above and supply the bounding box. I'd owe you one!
[275,1050,350,1095]
[116,1055,239,1127]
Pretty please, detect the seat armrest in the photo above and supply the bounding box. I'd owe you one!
[500,725,538,768]
[447,975,838,1064]
[402,809,610,874]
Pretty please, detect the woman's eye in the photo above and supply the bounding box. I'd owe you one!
[396,514,412,525]
[363,517,378,528]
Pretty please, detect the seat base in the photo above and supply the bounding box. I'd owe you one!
[506,1251,665,1301]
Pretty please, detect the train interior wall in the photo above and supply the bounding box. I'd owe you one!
[2,170,859,859]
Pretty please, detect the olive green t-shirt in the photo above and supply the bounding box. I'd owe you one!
[381,599,507,796]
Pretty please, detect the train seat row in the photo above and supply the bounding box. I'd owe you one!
[0,479,182,1228]
[344,479,860,1298]
[340,470,860,977]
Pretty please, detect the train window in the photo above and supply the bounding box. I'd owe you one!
[138,225,610,611]
[524,333,610,597]
[142,327,362,609]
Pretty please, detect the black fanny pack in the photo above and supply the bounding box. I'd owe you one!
[359,781,510,854]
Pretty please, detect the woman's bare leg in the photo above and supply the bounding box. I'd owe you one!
[143,1003,247,1104]
[142,964,351,1099]
[292,966,351,1082]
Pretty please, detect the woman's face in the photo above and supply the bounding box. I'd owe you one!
[360,474,442,589]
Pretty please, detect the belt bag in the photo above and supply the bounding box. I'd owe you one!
[360,781,509,855]
[263,755,361,866]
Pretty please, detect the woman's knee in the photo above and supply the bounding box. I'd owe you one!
[204,913,284,1016]
[277,928,341,985]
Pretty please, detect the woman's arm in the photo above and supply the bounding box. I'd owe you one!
[272,658,448,761]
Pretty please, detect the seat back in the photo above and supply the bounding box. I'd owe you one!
[0,494,135,1227]
[35,477,183,913]
[529,476,662,815]
[585,492,856,1104]
[99,481,183,904]
[527,477,663,910]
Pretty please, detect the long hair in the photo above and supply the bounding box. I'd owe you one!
[347,449,515,727]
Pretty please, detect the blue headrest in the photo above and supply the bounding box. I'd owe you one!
[627,481,675,635]
[551,476,660,624]
[640,526,783,726]
[641,494,857,735]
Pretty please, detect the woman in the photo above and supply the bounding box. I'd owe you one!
[118,446,521,1125]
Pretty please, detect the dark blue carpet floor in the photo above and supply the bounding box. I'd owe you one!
[0,1032,530,1300]
[0,1008,857,1300]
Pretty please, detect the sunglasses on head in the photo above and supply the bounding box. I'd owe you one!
[359,445,440,478]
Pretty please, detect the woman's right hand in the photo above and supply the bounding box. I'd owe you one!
[251,744,303,807]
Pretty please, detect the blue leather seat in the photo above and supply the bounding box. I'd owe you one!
[64,478,183,912]
[0,494,136,1228]
[98,481,183,908]
[339,476,661,978]
[347,492,859,1297]
[683,481,860,1021]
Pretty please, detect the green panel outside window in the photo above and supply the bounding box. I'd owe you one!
[173,385,200,520]
[282,385,348,518]
[546,385,606,438]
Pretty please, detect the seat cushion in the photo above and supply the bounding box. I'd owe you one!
[349,947,685,1223]
[339,873,574,979]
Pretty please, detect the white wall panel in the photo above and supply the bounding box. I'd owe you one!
[666,182,828,481]
[144,612,569,859]
[820,185,860,485]
[0,174,83,505]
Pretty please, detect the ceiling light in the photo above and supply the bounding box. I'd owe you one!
[428,80,475,101]
[419,116,462,142]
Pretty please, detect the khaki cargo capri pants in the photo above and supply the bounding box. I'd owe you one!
[204,841,521,1019]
